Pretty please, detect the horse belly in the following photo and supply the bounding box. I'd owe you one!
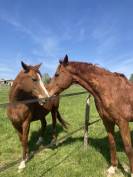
[104,101,133,122]
[31,106,48,121]
[94,97,132,122]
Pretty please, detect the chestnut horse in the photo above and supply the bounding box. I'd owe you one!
[46,55,133,177]
[7,62,68,172]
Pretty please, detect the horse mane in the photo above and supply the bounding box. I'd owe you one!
[69,61,128,81]
[113,72,127,79]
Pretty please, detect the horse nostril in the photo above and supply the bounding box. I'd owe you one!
[38,98,47,105]
[42,98,46,103]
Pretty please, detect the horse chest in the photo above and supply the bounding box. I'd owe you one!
[7,104,30,123]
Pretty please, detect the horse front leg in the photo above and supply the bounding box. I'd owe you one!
[36,118,47,146]
[103,119,118,176]
[118,120,133,177]
[51,110,57,145]
[18,119,30,172]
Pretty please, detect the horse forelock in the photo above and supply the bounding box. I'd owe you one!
[21,66,42,78]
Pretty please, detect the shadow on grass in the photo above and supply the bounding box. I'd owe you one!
[29,123,66,152]
[37,143,81,177]
[54,130,132,177]
[0,123,65,173]
[33,129,131,177]
[1,123,132,177]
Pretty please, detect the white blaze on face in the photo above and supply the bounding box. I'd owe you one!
[37,74,50,97]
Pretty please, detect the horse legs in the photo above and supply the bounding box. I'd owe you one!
[36,118,47,145]
[118,120,133,176]
[51,110,57,144]
[103,120,118,175]
[18,119,30,172]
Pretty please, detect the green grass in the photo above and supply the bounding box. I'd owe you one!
[0,85,131,177]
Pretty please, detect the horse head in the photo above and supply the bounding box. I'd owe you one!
[48,55,74,96]
[11,61,50,105]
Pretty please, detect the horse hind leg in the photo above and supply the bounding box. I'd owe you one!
[36,118,47,146]
[51,110,57,145]
[118,120,133,176]
[103,120,118,176]
[56,110,69,129]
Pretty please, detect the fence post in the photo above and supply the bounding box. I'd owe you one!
[84,94,91,148]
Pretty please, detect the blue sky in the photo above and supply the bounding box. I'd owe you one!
[0,0,133,79]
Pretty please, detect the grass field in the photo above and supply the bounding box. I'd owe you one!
[0,85,131,177]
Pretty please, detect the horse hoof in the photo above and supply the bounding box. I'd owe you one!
[36,136,43,146]
[18,160,26,172]
[18,168,24,173]
[122,163,129,173]
[107,166,117,176]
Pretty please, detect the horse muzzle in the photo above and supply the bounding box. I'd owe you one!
[38,95,47,106]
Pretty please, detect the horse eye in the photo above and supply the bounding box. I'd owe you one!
[55,73,59,77]
[31,77,38,82]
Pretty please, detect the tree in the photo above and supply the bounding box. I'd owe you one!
[42,73,51,84]
[129,74,133,82]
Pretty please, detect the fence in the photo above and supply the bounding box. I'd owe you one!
[0,87,101,172]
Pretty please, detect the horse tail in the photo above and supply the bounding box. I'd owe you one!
[56,110,69,129]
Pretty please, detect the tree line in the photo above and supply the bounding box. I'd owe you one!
[129,74,133,82]
[42,73,51,84]
[1,73,133,84]
[42,73,133,83]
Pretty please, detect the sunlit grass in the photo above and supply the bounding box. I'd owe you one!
[0,85,131,177]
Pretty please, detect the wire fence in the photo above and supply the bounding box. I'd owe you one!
[0,117,100,173]
[0,87,101,173]
[0,91,88,108]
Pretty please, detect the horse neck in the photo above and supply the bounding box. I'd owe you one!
[68,62,108,97]
[9,83,20,102]
[9,72,32,102]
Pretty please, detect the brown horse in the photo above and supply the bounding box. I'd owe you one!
[46,55,133,176]
[7,62,68,172]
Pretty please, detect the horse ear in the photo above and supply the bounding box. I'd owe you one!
[59,55,69,65]
[34,63,42,70]
[63,54,68,64]
[59,60,63,64]
[21,61,29,71]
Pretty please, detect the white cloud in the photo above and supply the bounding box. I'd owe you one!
[0,10,62,78]
[42,37,60,57]
[0,10,61,59]
[0,8,133,80]
[0,10,34,37]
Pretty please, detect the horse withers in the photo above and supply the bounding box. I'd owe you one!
[46,55,133,177]
[7,62,68,172]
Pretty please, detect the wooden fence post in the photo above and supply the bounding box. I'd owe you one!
[84,94,91,148]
